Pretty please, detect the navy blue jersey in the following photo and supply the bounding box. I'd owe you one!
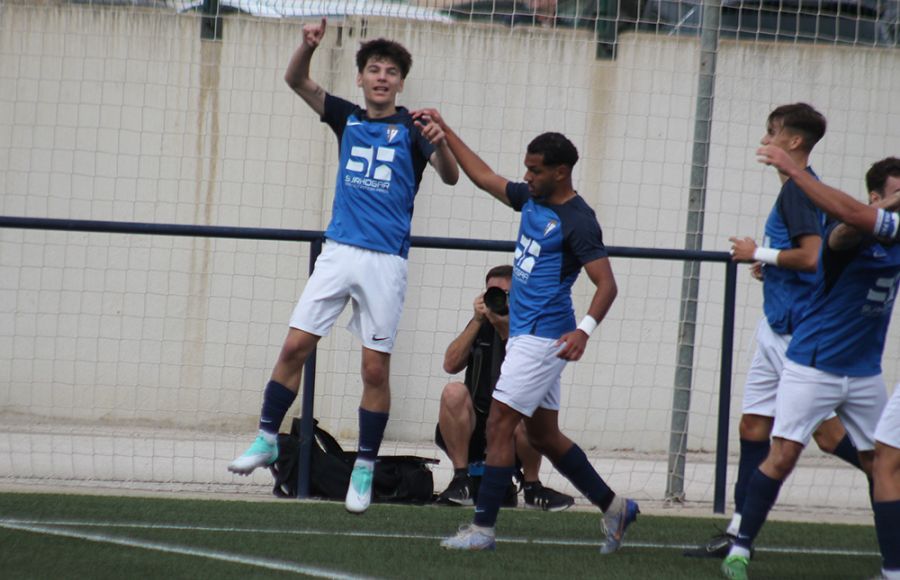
[506,182,608,339]
[787,223,900,376]
[321,94,435,258]
[762,168,826,334]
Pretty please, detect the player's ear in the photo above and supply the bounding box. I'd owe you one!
[397,77,404,94]
[786,132,805,152]
[869,190,883,205]
[356,72,362,88]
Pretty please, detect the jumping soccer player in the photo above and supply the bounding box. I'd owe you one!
[413,108,638,553]
[745,150,900,580]
[227,18,458,516]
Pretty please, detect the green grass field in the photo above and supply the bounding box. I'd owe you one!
[0,492,881,579]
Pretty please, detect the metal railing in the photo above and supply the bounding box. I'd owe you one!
[0,214,737,512]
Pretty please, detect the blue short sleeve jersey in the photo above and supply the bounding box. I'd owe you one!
[505,182,608,339]
[320,94,435,258]
[787,223,900,376]
[762,168,826,334]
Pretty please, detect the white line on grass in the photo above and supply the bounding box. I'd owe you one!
[0,520,374,580]
[0,518,880,558]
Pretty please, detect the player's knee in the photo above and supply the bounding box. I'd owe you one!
[739,414,773,441]
[485,408,517,441]
[524,428,564,458]
[811,429,839,453]
[361,361,389,390]
[766,441,802,478]
[811,418,845,453]
[278,333,316,368]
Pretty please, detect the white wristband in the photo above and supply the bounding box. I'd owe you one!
[577,315,597,336]
[874,208,900,240]
[753,247,781,266]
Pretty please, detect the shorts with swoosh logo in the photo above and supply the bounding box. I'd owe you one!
[290,240,407,353]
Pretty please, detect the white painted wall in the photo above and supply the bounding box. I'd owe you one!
[2,3,899,463]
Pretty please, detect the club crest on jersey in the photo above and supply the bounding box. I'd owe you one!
[386,125,399,143]
[543,220,558,237]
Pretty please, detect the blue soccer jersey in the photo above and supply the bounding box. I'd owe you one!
[321,94,435,258]
[787,224,900,377]
[506,182,608,339]
[762,168,827,334]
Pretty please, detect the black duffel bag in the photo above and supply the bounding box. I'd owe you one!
[270,417,436,504]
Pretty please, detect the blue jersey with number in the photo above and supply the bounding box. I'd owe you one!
[787,224,900,376]
[321,94,434,258]
[761,168,826,334]
[506,182,608,339]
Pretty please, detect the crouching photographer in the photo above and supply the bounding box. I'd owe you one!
[434,265,574,511]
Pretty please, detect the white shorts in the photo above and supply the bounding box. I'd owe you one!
[772,359,888,451]
[742,318,791,417]
[289,241,407,353]
[875,385,900,449]
[492,335,566,417]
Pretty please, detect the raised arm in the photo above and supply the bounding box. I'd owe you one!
[284,18,327,117]
[413,112,459,185]
[413,108,511,206]
[829,192,900,251]
[555,257,617,362]
[757,145,877,232]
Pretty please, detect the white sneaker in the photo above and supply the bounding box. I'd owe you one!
[345,460,375,514]
[600,496,640,554]
[227,433,278,475]
[440,524,497,551]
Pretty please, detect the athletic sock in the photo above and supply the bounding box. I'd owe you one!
[473,465,515,528]
[551,444,614,511]
[453,467,468,479]
[734,468,783,550]
[735,438,770,513]
[874,499,900,574]
[726,513,742,537]
[830,434,863,470]
[357,407,389,462]
[258,380,296,435]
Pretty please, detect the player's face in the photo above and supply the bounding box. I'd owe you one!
[760,119,795,152]
[357,57,404,108]
[870,175,900,204]
[523,153,558,199]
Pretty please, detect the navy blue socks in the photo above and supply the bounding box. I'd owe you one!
[258,380,296,435]
[830,434,863,470]
[874,499,900,574]
[734,468,783,550]
[552,444,614,511]
[735,438,771,513]
[357,407,389,462]
[473,465,515,528]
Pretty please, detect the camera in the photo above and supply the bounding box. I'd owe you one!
[483,286,509,316]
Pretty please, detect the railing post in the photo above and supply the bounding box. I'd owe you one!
[713,260,738,513]
[295,237,323,499]
[200,0,223,41]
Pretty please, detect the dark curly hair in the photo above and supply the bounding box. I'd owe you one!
[526,132,579,168]
[866,157,900,195]
[356,38,412,79]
